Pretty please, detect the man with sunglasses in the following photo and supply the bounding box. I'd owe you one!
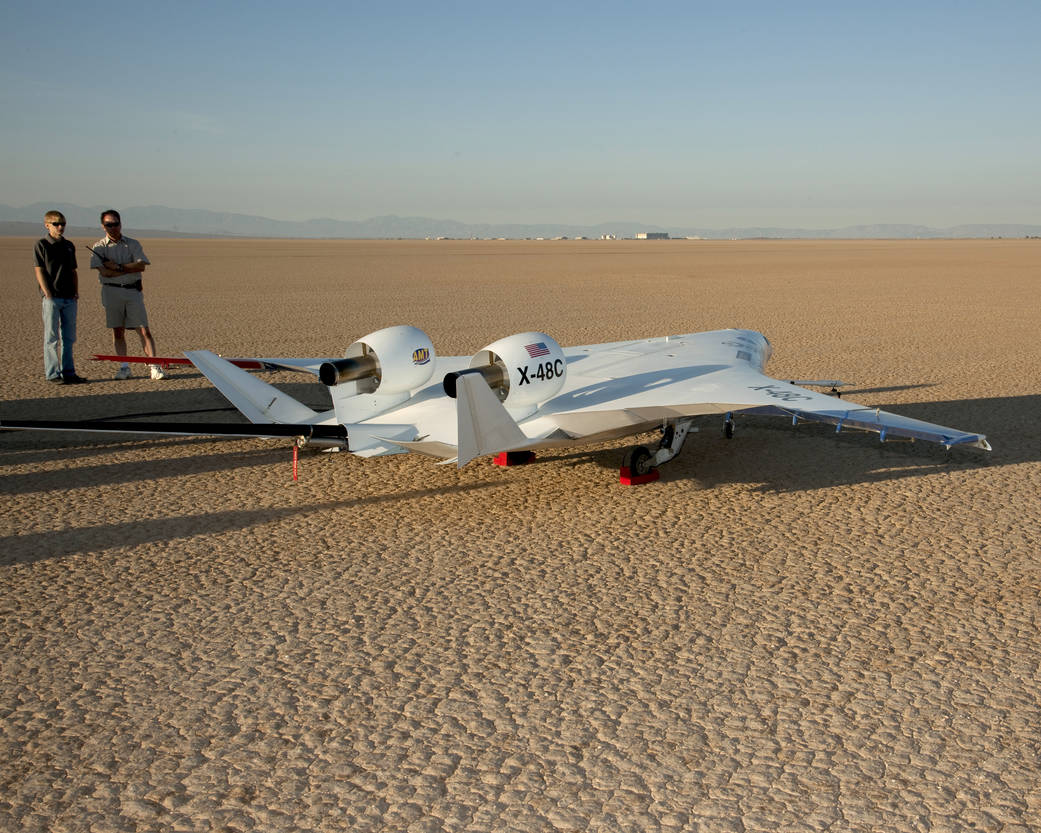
[33,210,87,384]
[89,209,165,380]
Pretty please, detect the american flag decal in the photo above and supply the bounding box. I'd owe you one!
[525,342,550,358]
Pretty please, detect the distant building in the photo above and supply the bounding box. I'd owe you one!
[636,232,669,240]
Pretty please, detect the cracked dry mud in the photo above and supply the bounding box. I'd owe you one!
[2,239,1039,831]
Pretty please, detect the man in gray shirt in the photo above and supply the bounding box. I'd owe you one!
[89,209,165,380]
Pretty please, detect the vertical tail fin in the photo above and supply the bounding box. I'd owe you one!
[454,371,530,467]
[185,350,318,424]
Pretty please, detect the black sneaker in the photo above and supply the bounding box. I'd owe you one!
[63,374,89,384]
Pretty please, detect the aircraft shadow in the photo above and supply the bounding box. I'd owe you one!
[839,383,936,397]
[0,444,288,496]
[0,482,505,566]
[545,364,730,413]
[0,432,242,466]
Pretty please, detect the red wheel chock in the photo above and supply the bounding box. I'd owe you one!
[493,451,536,467]
[619,466,660,485]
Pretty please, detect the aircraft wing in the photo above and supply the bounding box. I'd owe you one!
[0,419,348,443]
[92,353,333,374]
[707,368,992,449]
[537,335,990,451]
[249,358,329,374]
[781,403,990,449]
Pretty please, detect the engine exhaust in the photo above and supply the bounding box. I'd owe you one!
[443,363,508,399]
[319,353,379,387]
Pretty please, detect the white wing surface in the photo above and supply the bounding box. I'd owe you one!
[535,330,989,450]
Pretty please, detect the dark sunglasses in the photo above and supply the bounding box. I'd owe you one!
[103,221,121,228]
[50,221,67,226]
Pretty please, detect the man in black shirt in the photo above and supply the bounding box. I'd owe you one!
[33,210,87,384]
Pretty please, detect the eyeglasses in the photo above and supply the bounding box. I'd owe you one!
[103,221,121,228]
[50,221,67,227]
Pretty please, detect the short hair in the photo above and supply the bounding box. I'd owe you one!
[45,210,66,224]
[100,209,121,224]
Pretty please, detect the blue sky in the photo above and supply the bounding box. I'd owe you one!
[2,1,1038,227]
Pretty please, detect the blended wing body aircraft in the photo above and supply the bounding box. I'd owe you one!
[2,326,990,483]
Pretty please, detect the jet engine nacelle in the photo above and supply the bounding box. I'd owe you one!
[461,331,566,413]
[320,325,436,394]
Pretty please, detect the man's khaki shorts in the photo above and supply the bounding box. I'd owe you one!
[101,285,150,329]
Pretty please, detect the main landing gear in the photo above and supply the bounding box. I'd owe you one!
[619,414,736,485]
[619,417,698,485]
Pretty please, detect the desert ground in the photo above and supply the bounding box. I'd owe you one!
[2,237,1039,832]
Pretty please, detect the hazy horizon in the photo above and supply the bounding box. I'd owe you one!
[4,200,1040,240]
[3,2,1039,228]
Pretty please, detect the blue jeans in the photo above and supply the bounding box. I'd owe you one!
[42,297,77,379]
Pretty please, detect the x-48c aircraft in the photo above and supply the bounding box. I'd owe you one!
[2,326,991,484]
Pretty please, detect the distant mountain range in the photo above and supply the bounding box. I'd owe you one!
[3,202,1039,240]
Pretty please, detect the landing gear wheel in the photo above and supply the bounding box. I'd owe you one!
[626,445,653,476]
[724,419,734,439]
